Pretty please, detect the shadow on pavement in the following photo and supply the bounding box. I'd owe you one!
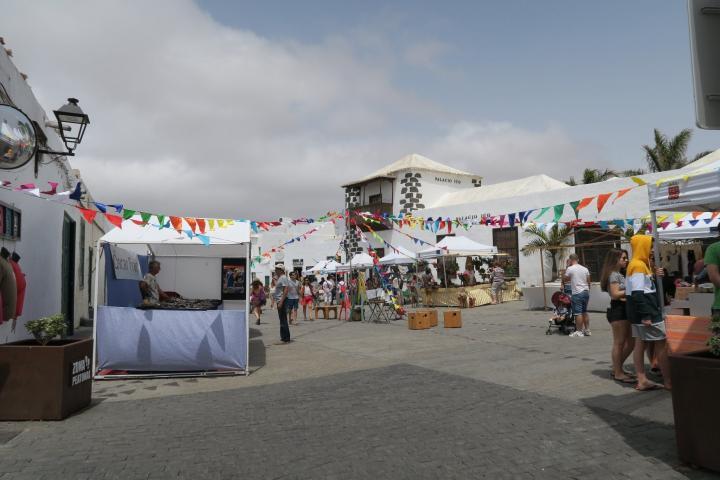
[248,328,266,371]
[582,395,717,479]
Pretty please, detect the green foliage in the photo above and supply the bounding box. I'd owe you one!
[643,128,696,173]
[25,314,66,345]
[709,312,720,357]
[522,224,575,281]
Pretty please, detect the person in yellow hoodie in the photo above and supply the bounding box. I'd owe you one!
[626,234,670,391]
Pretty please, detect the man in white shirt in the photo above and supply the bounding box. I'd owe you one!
[140,260,169,303]
[563,253,591,337]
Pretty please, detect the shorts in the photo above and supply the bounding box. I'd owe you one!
[491,282,504,295]
[606,301,626,323]
[631,321,667,341]
[301,295,314,306]
[571,290,590,315]
[285,298,299,311]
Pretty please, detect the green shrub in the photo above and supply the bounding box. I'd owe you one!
[709,312,720,357]
[25,314,66,345]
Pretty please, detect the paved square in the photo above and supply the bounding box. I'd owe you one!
[0,302,717,479]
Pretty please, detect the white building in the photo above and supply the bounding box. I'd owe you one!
[0,41,109,344]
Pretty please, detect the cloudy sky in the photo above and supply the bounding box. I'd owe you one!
[2,0,717,219]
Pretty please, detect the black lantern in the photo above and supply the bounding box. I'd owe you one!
[53,98,89,154]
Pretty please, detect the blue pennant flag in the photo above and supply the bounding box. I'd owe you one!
[705,218,713,224]
[197,234,210,246]
[184,229,194,238]
[69,182,83,201]
[93,202,107,213]
[613,220,625,229]
[250,221,259,233]
[599,221,609,230]
[109,204,123,213]
[689,219,700,227]
[508,213,516,228]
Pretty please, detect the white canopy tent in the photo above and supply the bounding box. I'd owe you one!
[418,235,498,259]
[379,246,417,265]
[92,219,252,379]
[310,260,329,273]
[336,252,375,272]
[648,151,720,308]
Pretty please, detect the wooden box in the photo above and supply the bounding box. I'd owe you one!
[408,311,430,330]
[420,309,438,327]
[443,309,462,328]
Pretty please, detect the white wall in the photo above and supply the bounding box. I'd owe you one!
[392,169,478,213]
[0,47,109,344]
[154,256,222,299]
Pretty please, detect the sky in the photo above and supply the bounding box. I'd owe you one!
[2,0,717,219]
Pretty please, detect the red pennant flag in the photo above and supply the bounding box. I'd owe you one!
[196,218,206,234]
[612,188,632,204]
[712,212,720,220]
[40,181,59,195]
[576,196,595,212]
[596,193,612,213]
[185,217,197,233]
[170,216,183,232]
[105,213,123,228]
[131,219,147,226]
[76,206,97,224]
[692,212,703,219]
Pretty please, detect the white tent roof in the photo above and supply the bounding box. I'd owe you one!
[418,235,498,259]
[379,246,417,265]
[310,260,329,272]
[342,153,479,186]
[100,219,251,257]
[648,149,720,212]
[349,252,374,267]
[432,174,569,208]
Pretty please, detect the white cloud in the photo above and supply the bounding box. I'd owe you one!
[2,1,601,219]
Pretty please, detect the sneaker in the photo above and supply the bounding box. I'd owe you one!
[569,331,584,337]
[583,330,592,336]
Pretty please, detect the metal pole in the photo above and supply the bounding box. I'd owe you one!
[540,247,547,310]
[650,211,665,315]
[442,255,448,288]
[91,239,103,378]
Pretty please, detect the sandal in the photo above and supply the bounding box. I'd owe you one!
[634,382,663,391]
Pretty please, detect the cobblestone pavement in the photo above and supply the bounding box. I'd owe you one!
[0,302,717,479]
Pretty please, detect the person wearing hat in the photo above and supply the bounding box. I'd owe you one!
[272,264,291,344]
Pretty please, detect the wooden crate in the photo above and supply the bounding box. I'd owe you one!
[419,309,438,327]
[443,309,462,328]
[408,311,430,330]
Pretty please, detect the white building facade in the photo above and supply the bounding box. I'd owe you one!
[0,42,109,344]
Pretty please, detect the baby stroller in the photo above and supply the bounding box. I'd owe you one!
[546,291,576,335]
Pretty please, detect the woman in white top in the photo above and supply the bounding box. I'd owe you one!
[300,277,315,321]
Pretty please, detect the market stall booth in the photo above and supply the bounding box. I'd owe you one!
[379,246,417,265]
[416,236,516,307]
[647,152,720,472]
[92,219,251,379]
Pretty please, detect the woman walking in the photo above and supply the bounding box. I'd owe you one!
[338,279,351,320]
[300,277,315,321]
[489,262,506,305]
[600,249,635,383]
[249,280,266,325]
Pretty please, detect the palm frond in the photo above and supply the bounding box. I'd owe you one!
[692,150,714,163]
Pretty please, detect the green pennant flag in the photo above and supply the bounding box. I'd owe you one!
[122,209,136,220]
[534,207,550,220]
[140,212,152,224]
[569,201,580,218]
[553,204,565,222]
[156,214,165,225]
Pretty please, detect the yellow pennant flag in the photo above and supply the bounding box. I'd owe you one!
[631,177,647,186]
[208,219,216,231]
[657,215,668,224]
[226,219,235,225]
[218,219,227,228]
[673,213,686,223]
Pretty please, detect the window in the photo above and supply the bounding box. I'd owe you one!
[78,221,86,289]
[0,203,21,240]
[368,193,382,204]
[493,228,519,277]
[574,227,620,280]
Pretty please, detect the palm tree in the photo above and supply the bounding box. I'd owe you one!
[582,168,618,184]
[642,128,709,172]
[522,224,575,281]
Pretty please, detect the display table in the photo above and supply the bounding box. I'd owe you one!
[96,306,247,373]
[422,281,520,307]
[523,282,610,311]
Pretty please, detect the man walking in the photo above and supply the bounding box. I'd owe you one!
[564,253,591,337]
[273,265,291,344]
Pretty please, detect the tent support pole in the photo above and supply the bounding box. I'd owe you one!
[245,242,251,375]
[650,211,665,315]
[540,247,547,310]
[91,239,103,378]
[442,255,448,289]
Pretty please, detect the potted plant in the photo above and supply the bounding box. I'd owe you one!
[0,314,93,420]
[668,311,720,472]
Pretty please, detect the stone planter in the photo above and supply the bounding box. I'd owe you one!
[0,338,93,420]
[669,349,720,472]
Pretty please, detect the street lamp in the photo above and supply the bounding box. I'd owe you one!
[40,98,90,156]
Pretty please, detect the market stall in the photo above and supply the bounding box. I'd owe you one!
[379,246,417,265]
[92,219,251,379]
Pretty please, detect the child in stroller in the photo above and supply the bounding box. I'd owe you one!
[546,291,576,335]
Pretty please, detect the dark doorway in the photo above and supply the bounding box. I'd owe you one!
[61,214,76,336]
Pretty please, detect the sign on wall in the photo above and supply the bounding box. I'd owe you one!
[221,258,246,300]
[109,244,143,280]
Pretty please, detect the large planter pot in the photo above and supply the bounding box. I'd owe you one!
[669,349,720,472]
[0,338,93,420]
